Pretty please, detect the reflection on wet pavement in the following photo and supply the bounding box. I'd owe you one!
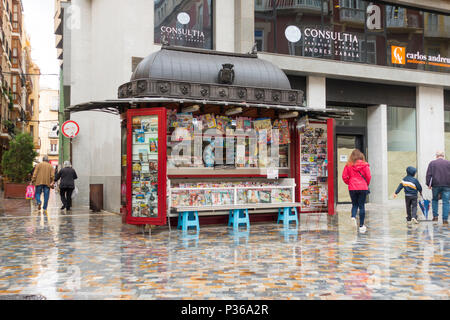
[0,192,448,300]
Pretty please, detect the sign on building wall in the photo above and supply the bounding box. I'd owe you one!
[154,0,213,49]
[255,0,450,73]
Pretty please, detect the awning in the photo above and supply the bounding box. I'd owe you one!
[66,97,353,120]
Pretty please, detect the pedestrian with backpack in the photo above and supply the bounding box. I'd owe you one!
[342,149,371,233]
[393,166,423,224]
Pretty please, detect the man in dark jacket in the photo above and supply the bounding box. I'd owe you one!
[55,161,78,211]
[426,151,450,224]
[394,166,422,224]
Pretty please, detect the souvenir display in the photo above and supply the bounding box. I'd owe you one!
[166,111,291,169]
[131,115,160,218]
[169,179,295,207]
[273,119,290,145]
[299,124,328,210]
[253,118,272,143]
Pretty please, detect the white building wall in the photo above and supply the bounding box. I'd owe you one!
[416,86,445,187]
[367,105,388,204]
[306,76,326,109]
[69,0,155,212]
[214,0,234,52]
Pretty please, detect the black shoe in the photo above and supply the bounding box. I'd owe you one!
[432,216,438,222]
[61,206,66,210]
[38,203,41,210]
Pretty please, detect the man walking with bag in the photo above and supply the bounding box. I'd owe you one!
[426,150,450,224]
[31,155,55,214]
[54,161,78,211]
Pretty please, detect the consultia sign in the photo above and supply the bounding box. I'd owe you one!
[61,120,80,138]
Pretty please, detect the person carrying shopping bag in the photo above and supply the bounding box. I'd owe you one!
[31,155,55,214]
[54,161,78,211]
[342,149,371,233]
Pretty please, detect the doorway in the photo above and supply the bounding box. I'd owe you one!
[337,134,364,203]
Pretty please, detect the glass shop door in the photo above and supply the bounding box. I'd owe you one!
[337,134,364,203]
[126,108,167,225]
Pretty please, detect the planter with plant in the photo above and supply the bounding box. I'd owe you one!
[2,120,14,134]
[2,133,38,198]
[7,91,14,110]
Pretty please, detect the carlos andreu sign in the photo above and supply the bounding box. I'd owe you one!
[285,3,449,68]
[159,12,205,44]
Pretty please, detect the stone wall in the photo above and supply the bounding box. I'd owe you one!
[388,151,417,199]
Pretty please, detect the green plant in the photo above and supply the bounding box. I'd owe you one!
[2,120,14,134]
[1,133,37,183]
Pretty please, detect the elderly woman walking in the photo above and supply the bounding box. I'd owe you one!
[54,161,78,211]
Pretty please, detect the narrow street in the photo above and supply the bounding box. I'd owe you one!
[0,190,448,300]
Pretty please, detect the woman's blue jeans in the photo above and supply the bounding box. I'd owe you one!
[35,185,50,210]
[349,190,368,227]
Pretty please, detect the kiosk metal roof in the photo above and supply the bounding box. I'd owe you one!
[66,97,353,120]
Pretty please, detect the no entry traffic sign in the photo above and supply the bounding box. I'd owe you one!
[61,120,80,138]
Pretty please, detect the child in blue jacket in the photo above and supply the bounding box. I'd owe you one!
[393,166,423,224]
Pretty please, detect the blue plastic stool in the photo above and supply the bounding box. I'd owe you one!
[177,212,182,229]
[230,209,250,231]
[277,207,298,227]
[180,211,200,232]
[228,209,234,226]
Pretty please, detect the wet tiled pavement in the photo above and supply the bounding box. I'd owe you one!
[0,191,448,300]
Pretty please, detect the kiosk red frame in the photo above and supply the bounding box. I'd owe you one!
[125,107,167,225]
[123,107,336,226]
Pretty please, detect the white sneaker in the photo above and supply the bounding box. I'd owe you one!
[359,225,367,233]
[351,217,357,227]
[412,218,419,224]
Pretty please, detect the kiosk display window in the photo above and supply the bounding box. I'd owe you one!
[166,110,291,173]
[131,115,159,218]
[299,123,329,211]
[126,108,167,225]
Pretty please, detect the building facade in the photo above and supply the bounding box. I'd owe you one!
[55,0,450,212]
[1,0,40,174]
[38,88,59,166]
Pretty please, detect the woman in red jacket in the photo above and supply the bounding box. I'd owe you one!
[342,149,371,233]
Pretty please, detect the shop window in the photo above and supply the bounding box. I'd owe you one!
[331,106,367,127]
[386,5,406,27]
[154,0,213,50]
[255,29,264,52]
[255,1,450,73]
[445,111,450,160]
[387,106,417,198]
[427,13,438,32]
[166,110,291,171]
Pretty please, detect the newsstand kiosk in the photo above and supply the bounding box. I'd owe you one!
[69,46,350,228]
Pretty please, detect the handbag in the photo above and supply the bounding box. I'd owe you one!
[71,186,79,199]
[357,171,371,194]
[25,184,35,200]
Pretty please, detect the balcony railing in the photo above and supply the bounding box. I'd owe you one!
[48,149,59,156]
[339,7,365,24]
[255,0,326,12]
